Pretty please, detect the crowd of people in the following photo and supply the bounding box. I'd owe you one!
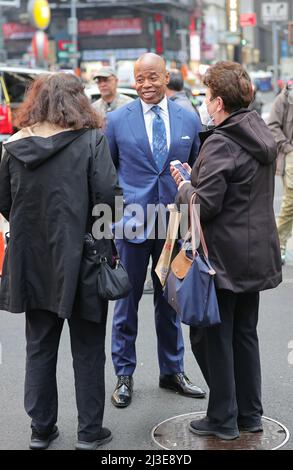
[0,53,286,450]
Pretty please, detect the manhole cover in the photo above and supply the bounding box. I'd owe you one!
[151,412,289,450]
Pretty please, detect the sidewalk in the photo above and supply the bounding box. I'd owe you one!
[2,219,9,236]
[1,267,292,450]
[287,236,293,264]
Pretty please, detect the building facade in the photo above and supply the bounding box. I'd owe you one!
[1,1,200,67]
[1,0,292,78]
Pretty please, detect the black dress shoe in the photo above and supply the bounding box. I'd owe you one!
[159,373,206,398]
[111,375,133,408]
[29,425,59,450]
[75,428,112,450]
[189,417,239,441]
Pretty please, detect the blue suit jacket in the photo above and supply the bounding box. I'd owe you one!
[105,98,201,243]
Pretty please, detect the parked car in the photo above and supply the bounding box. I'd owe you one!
[0,73,13,145]
[0,66,48,148]
[190,86,206,109]
[84,84,138,103]
[249,71,273,92]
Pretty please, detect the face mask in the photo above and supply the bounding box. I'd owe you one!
[198,99,216,126]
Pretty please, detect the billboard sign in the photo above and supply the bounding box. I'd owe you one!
[262,2,288,22]
[240,13,257,27]
[0,1,20,6]
[78,18,142,36]
[2,23,36,40]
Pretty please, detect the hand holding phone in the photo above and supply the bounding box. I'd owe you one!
[170,160,191,181]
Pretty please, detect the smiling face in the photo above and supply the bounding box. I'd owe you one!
[134,54,169,104]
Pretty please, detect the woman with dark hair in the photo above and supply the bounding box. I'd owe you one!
[171,61,282,441]
[0,73,122,450]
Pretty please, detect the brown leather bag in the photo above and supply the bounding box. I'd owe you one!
[170,193,215,281]
[171,250,192,280]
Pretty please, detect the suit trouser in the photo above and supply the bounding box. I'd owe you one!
[278,152,293,250]
[25,309,107,442]
[190,290,263,431]
[112,237,184,376]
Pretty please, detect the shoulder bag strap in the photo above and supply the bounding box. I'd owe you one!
[89,129,117,260]
[85,129,97,232]
[189,193,208,258]
[88,129,97,208]
[189,193,215,273]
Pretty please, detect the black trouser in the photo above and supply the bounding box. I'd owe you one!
[24,309,107,442]
[190,290,263,431]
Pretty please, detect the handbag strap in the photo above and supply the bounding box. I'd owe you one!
[179,194,215,274]
[89,129,118,263]
[88,129,97,209]
[189,192,209,259]
[190,193,216,275]
[85,129,97,233]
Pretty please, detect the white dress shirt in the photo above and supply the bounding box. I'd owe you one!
[140,96,171,152]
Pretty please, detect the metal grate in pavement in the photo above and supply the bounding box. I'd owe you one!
[151,412,289,450]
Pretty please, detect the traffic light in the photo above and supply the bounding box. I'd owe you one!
[288,22,293,46]
[240,38,247,47]
[57,40,74,61]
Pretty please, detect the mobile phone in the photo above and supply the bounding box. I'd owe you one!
[170,160,191,181]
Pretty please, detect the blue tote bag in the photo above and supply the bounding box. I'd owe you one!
[164,194,221,328]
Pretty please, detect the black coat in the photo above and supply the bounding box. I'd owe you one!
[177,109,282,293]
[0,128,122,319]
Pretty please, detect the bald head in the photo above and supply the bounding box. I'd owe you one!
[134,53,166,75]
[134,53,169,104]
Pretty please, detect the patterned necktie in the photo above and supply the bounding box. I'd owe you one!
[151,105,168,171]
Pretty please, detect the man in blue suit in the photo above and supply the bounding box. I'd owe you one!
[106,53,205,408]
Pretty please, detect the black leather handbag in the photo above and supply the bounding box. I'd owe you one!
[80,130,132,303]
[96,238,132,301]
[77,234,131,326]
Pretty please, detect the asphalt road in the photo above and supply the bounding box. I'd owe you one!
[0,262,292,451]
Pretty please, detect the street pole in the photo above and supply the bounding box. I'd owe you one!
[176,29,189,64]
[240,26,244,65]
[272,0,279,94]
[68,0,78,71]
[0,6,8,63]
[272,21,279,94]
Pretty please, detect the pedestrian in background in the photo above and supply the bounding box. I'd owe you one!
[166,69,197,114]
[248,86,263,115]
[268,80,293,264]
[106,53,205,409]
[172,61,282,441]
[92,66,133,122]
[0,73,122,450]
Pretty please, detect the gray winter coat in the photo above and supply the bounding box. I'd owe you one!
[169,91,196,114]
[267,87,293,175]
